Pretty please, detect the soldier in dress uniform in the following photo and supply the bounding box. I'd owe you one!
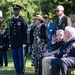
[0,25,9,67]
[9,4,27,75]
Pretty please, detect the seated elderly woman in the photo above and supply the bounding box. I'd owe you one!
[42,29,64,75]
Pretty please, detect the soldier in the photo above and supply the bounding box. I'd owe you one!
[0,25,8,67]
[9,4,27,75]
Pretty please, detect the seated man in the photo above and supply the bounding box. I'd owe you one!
[42,29,64,75]
[51,26,75,75]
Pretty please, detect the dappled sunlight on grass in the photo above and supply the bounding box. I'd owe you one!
[0,50,74,75]
[0,51,34,75]
[25,54,35,75]
[0,67,14,70]
[0,67,16,75]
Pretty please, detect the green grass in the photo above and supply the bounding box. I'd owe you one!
[0,50,75,75]
[0,50,35,75]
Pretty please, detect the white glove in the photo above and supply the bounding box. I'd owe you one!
[9,44,11,48]
[51,41,56,44]
[23,44,26,48]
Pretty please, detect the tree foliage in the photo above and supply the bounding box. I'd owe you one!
[0,0,75,26]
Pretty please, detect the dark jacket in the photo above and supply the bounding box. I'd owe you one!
[30,24,48,45]
[0,32,8,51]
[30,25,36,45]
[54,36,75,58]
[10,16,27,48]
[51,40,64,51]
[56,15,72,30]
[69,48,75,57]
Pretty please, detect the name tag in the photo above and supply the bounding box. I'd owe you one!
[50,29,52,32]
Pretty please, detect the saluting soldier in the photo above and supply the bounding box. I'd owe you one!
[9,4,27,75]
[0,25,9,67]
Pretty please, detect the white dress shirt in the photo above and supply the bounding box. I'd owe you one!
[58,14,64,23]
[45,22,50,28]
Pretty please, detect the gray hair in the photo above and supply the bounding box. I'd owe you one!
[56,29,64,35]
[56,5,64,10]
[65,26,75,35]
[70,14,75,17]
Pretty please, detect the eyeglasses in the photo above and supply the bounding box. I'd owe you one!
[56,10,61,12]
[0,28,4,30]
